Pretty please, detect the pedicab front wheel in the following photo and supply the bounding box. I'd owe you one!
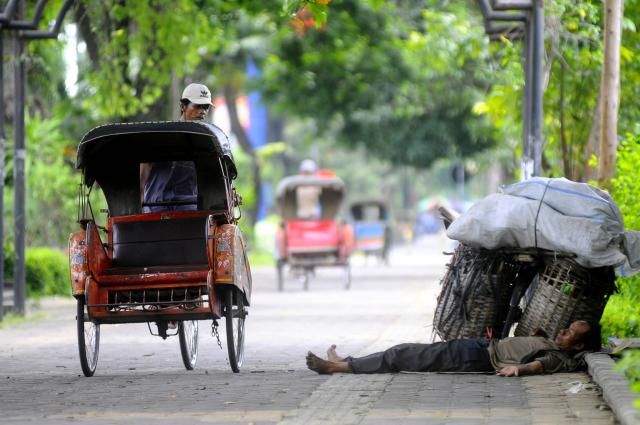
[76,296,100,377]
[344,263,352,290]
[178,320,199,370]
[276,259,285,292]
[224,288,246,373]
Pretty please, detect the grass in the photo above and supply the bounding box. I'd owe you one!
[248,250,275,267]
[0,311,46,329]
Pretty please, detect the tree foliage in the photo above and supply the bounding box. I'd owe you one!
[480,0,640,180]
[261,0,496,168]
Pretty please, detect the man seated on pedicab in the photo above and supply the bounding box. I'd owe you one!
[295,159,322,219]
[306,320,600,377]
[140,83,213,212]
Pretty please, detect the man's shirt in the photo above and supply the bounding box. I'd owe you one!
[489,336,584,373]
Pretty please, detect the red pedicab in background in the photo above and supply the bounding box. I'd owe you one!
[69,121,251,376]
[274,172,354,291]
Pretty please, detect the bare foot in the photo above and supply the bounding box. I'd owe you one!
[306,351,352,375]
[306,351,334,374]
[327,344,344,362]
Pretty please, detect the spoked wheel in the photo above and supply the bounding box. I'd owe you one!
[302,270,310,291]
[76,296,100,377]
[344,263,352,290]
[224,288,246,373]
[277,260,284,292]
[178,320,199,370]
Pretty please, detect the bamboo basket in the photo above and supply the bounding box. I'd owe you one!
[433,244,527,340]
[515,256,616,339]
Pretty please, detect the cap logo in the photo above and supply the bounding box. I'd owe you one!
[200,90,209,97]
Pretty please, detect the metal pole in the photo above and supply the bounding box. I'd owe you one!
[13,11,25,315]
[531,0,544,176]
[521,15,533,180]
[0,29,5,321]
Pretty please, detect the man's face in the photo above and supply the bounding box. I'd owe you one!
[182,102,210,121]
[555,320,589,352]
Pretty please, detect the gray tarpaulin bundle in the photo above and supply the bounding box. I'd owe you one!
[446,177,640,276]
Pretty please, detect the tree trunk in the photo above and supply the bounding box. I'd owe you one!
[223,84,262,226]
[598,0,623,189]
[558,61,571,178]
[583,95,601,182]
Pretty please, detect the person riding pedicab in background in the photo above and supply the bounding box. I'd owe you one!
[295,159,322,219]
[140,83,214,212]
[306,320,600,377]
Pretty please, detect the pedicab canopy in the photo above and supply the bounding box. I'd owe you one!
[76,121,237,217]
[349,199,390,222]
[275,174,346,221]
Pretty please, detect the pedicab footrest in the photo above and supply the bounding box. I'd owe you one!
[93,286,210,312]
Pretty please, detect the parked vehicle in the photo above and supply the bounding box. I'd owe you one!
[69,121,251,376]
[274,171,353,291]
[349,199,392,263]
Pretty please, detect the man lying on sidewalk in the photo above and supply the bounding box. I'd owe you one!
[306,320,600,376]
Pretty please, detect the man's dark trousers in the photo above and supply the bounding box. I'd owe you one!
[346,339,494,374]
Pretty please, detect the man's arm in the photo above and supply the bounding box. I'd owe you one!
[140,163,152,201]
[496,360,544,377]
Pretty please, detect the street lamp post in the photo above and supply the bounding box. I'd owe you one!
[476,0,544,180]
[0,0,74,319]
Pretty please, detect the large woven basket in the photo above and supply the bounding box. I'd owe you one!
[433,244,527,340]
[515,256,616,338]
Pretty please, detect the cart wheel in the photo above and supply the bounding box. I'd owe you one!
[224,289,246,373]
[277,260,284,292]
[302,270,310,291]
[178,320,198,370]
[344,263,352,290]
[76,297,100,377]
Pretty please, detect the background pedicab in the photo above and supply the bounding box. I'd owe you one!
[274,171,354,291]
[349,199,392,264]
[69,121,251,376]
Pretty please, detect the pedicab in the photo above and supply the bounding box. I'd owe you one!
[68,121,251,377]
[274,171,353,291]
[349,199,392,263]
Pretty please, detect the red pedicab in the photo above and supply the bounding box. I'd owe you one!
[69,121,251,376]
[274,171,353,291]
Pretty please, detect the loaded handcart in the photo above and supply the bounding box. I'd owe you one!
[433,178,639,341]
[69,121,251,376]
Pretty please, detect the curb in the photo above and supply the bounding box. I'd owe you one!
[586,352,639,425]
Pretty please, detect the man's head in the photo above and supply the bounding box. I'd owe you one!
[555,320,601,353]
[180,83,213,121]
[299,159,317,175]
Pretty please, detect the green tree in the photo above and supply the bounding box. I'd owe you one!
[262,0,497,169]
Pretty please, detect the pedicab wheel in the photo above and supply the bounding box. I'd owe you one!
[76,296,100,377]
[224,288,245,373]
[344,263,352,290]
[277,259,284,292]
[178,320,199,370]
[302,270,310,291]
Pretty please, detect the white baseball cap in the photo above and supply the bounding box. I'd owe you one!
[181,83,213,105]
[299,159,318,174]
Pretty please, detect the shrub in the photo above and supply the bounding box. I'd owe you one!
[24,247,70,297]
[605,133,640,401]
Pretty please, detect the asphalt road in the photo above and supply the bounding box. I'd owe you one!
[0,235,616,424]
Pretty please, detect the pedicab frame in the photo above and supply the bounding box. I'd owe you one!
[349,199,392,263]
[274,173,353,291]
[69,121,251,376]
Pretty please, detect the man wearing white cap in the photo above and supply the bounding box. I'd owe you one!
[140,83,214,212]
[179,82,214,121]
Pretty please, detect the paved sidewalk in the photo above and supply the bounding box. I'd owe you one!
[0,244,635,424]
